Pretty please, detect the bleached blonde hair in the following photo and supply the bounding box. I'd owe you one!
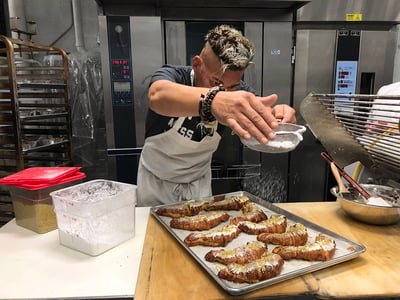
[205,24,255,73]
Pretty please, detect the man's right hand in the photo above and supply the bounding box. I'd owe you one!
[211,91,287,145]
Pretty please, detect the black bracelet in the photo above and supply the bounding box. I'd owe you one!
[199,85,225,123]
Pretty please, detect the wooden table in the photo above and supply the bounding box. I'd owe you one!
[135,202,400,299]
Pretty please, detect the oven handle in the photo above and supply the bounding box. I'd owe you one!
[107,148,143,156]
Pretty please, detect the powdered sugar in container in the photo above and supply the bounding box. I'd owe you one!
[50,179,137,256]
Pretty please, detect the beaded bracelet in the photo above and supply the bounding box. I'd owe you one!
[199,84,225,123]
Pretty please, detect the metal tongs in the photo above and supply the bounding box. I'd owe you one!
[320,152,371,200]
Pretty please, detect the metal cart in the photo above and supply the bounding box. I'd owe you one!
[0,35,73,224]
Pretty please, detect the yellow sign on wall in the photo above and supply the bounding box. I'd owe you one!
[346,14,363,21]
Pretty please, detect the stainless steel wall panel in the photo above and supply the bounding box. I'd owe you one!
[244,22,263,96]
[242,23,263,167]
[160,8,294,22]
[358,31,396,92]
[98,16,114,149]
[165,21,186,66]
[291,29,337,202]
[259,22,293,202]
[394,25,400,82]
[98,16,118,180]
[130,16,163,146]
[293,30,336,107]
[262,22,292,104]
[298,0,400,22]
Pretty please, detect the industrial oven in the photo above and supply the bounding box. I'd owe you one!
[97,0,309,201]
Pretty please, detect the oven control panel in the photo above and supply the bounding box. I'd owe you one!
[107,17,133,106]
[105,16,136,149]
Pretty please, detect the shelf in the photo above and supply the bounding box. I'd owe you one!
[17,92,66,98]
[0,124,14,129]
[20,112,69,121]
[23,140,70,154]
[18,103,68,108]
[17,82,66,89]
[16,66,65,72]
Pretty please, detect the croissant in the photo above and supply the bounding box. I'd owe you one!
[204,241,267,265]
[257,223,308,246]
[218,253,284,283]
[170,211,229,231]
[272,233,336,261]
[230,202,268,225]
[204,195,250,211]
[237,214,287,235]
[184,224,241,247]
[155,200,207,218]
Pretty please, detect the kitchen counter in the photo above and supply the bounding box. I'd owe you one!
[0,207,150,300]
[135,201,400,299]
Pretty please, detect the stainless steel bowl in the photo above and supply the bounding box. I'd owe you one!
[331,184,400,225]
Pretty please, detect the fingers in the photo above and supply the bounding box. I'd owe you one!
[259,93,278,106]
[226,118,251,140]
[237,94,281,144]
[229,115,272,145]
[273,104,297,123]
[223,94,277,144]
[239,110,276,144]
[212,91,296,144]
[257,94,280,129]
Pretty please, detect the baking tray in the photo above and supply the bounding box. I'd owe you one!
[150,191,366,296]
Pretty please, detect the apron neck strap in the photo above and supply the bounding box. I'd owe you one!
[190,69,194,87]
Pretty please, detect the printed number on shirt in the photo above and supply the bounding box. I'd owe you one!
[178,126,194,139]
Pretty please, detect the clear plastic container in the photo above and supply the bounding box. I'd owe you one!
[50,179,137,256]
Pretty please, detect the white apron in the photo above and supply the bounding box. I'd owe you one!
[137,117,221,206]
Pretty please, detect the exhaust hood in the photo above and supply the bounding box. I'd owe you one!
[95,0,310,16]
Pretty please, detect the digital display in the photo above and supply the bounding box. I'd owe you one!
[334,60,358,113]
[112,59,129,65]
[335,61,357,95]
[113,81,131,92]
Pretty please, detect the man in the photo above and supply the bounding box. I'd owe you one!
[137,25,296,206]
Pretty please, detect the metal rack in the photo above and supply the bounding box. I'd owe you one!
[300,93,400,183]
[0,35,73,225]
